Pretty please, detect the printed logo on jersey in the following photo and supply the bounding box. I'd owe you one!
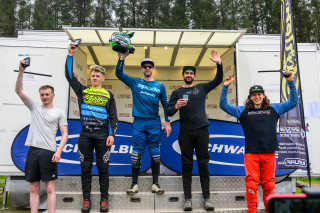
[83,88,110,107]
[137,83,160,93]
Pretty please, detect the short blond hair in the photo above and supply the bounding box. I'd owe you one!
[90,65,105,76]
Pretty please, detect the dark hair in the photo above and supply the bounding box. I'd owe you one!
[244,93,271,111]
[39,85,54,94]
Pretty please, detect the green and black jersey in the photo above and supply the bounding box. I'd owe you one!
[65,56,117,135]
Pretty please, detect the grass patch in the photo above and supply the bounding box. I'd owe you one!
[297,177,320,184]
[0,176,44,212]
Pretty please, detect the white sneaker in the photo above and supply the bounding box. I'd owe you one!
[151,183,164,194]
[127,184,138,195]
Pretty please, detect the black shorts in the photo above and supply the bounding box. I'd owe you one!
[25,146,58,182]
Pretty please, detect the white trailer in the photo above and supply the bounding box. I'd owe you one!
[0,29,319,211]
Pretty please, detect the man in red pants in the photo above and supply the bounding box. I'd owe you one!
[220,73,299,212]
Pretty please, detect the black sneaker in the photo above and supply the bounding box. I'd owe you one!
[81,199,91,212]
[100,199,109,212]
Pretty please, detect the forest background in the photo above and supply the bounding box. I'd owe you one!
[0,0,319,43]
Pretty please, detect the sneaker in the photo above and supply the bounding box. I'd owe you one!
[183,199,192,211]
[100,199,109,212]
[151,183,165,194]
[127,183,139,195]
[203,199,214,211]
[81,199,91,212]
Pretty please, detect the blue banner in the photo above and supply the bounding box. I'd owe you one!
[11,119,294,176]
[11,120,151,175]
[161,120,294,176]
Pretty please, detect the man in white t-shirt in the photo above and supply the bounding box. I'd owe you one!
[15,59,68,213]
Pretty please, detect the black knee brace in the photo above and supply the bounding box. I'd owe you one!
[131,152,142,168]
[151,155,160,165]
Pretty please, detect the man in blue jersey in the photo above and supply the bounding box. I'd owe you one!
[219,72,299,213]
[116,50,171,194]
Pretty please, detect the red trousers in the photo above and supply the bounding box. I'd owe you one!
[244,152,275,213]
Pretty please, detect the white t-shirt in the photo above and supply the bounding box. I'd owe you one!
[25,98,68,152]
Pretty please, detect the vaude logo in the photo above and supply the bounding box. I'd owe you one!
[284,158,307,166]
[70,96,77,103]
[73,110,80,116]
[80,77,86,85]
[224,65,231,73]
[76,63,82,71]
[118,113,130,117]
[206,104,217,109]
[170,85,181,90]
[117,94,131,99]
[230,98,237,105]
[103,85,112,89]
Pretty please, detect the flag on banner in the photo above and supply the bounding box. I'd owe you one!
[278,0,309,170]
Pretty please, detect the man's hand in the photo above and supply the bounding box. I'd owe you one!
[52,151,61,163]
[284,70,294,81]
[164,121,171,137]
[175,99,187,110]
[209,49,222,65]
[68,42,77,56]
[120,50,130,60]
[223,75,236,86]
[19,60,26,72]
[106,135,114,147]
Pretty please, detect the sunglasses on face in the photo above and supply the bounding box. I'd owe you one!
[71,46,76,50]
[142,65,154,69]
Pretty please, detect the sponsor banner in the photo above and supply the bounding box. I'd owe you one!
[11,120,151,175]
[278,0,308,169]
[161,120,294,176]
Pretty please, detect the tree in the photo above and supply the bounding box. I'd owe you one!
[16,0,32,30]
[310,0,320,43]
[0,0,17,36]
[157,0,174,28]
[71,0,94,27]
[171,0,189,29]
[292,0,313,42]
[189,0,219,29]
[93,0,113,27]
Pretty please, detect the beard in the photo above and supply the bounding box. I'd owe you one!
[183,77,194,85]
[143,72,151,78]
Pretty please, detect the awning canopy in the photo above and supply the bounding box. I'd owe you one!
[63,27,246,67]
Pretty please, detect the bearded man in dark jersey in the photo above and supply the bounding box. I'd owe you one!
[167,49,223,211]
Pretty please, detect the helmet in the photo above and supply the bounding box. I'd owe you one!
[109,31,135,54]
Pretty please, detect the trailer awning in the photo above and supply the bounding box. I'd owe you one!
[63,27,246,67]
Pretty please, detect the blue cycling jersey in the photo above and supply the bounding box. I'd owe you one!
[116,59,169,121]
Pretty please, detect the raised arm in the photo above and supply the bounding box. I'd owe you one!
[203,49,223,93]
[219,75,244,119]
[15,59,30,105]
[272,71,299,115]
[65,42,85,94]
[115,50,135,87]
